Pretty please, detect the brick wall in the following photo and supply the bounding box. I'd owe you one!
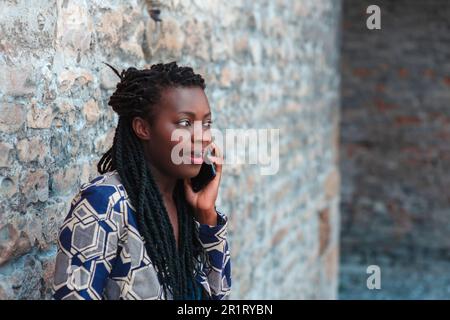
[340,0,450,298]
[0,0,341,299]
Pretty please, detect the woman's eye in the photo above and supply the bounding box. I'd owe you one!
[178,119,191,127]
[178,119,213,128]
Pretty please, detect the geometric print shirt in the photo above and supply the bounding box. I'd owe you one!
[52,170,231,300]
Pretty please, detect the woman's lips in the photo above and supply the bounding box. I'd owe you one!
[190,154,204,164]
[190,151,204,164]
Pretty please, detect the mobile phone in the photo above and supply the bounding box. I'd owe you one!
[191,149,216,192]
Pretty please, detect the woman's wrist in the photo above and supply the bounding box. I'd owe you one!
[194,207,218,226]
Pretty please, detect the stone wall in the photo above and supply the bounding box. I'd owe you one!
[0,0,341,299]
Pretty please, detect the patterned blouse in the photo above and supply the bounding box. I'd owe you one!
[52,170,231,300]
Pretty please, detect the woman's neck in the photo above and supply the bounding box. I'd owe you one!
[146,161,177,199]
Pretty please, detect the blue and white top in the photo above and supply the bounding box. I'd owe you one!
[52,170,231,300]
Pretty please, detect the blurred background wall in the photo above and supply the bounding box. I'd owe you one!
[0,0,341,299]
[340,0,450,299]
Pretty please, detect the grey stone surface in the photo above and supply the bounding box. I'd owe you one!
[0,0,341,299]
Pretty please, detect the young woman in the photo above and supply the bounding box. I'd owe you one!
[52,62,231,300]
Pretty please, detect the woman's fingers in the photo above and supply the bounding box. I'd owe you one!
[208,142,223,175]
[211,142,223,159]
[207,156,221,174]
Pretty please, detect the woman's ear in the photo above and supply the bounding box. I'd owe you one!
[132,116,151,140]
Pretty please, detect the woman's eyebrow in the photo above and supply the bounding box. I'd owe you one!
[177,111,211,118]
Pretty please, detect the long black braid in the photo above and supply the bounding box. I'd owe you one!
[98,61,208,300]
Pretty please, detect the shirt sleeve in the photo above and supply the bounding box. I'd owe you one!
[194,208,232,300]
[52,184,121,300]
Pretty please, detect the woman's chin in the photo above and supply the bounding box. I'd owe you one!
[179,163,203,178]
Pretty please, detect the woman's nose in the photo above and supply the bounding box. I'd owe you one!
[191,120,211,143]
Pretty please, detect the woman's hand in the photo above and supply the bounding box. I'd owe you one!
[184,142,223,226]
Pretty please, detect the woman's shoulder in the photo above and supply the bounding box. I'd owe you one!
[57,170,130,268]
[72,169,127,209]
[80,169,122,190]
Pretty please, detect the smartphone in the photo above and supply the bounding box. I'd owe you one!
[191,149,216,192]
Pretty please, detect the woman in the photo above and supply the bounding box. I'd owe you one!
[52,61,231,300]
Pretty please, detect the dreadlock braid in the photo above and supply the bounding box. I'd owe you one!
[98,61,207,300]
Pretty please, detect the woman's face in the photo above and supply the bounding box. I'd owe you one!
[134,86,213,179]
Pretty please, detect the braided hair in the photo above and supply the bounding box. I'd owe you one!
[98,61,208,300]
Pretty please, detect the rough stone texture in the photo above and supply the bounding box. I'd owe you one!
[340,0,450,299]
[0,0,341,299]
